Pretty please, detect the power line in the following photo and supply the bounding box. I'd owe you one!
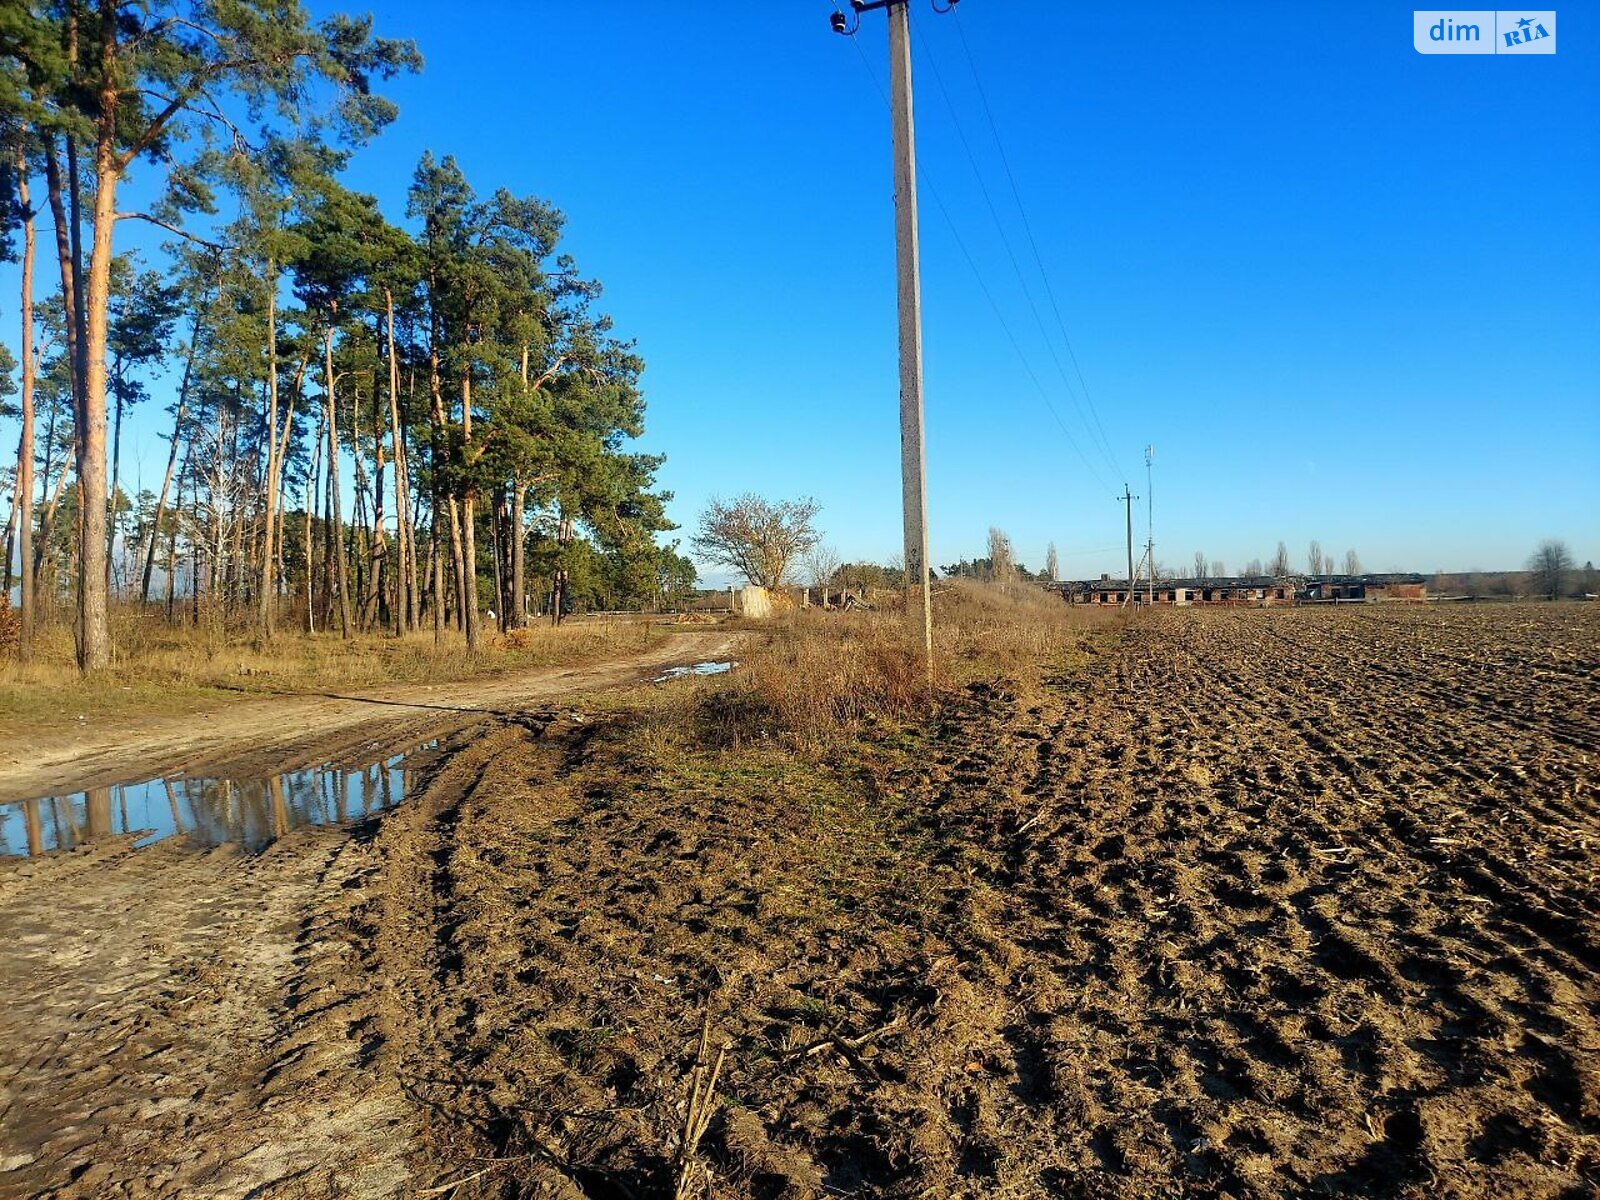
[845,25,1116,497]
[950,6,1124,482]
[916,18,1124,488]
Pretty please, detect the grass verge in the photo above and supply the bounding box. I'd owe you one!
[621,579,1121,755]
[0,608,672,735]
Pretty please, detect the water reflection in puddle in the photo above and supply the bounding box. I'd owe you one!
[653,660,738,683]
[0,740,440,858]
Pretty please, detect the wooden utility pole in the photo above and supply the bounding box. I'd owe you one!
[834,0,951,683]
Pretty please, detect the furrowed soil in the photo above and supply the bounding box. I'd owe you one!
[1,604,1596,1199]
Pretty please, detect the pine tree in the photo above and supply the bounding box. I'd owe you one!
[15,1,418,669]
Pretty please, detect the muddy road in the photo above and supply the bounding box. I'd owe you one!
[1,606,1595,1198]
[0,630,743,805]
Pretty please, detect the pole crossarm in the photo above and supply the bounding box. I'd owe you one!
[831,2,957,43]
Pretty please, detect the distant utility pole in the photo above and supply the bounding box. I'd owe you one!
[1145,444,1155,606]
[832,0,957,683]
[1120,486,1138,609]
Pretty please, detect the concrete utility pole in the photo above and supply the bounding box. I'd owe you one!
[1121,486,1138,609]
[833,0,953,683]
[1145,444,1155,606]
[889,2,932,681]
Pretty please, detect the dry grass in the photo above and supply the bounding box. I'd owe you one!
[0,596,18,655]
[0,606,669,732]
[672,581,1120,751]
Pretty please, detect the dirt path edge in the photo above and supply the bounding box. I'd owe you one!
[0,630,744,805]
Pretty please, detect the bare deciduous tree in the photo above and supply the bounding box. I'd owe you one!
[802,544,842,609]
[1527,538,1574,601]
[1210,559,1226,579]
[1045,541,1059,582]
[987,527,1015,585]
[1270,541,1292,577]
[1344,549,1362,575]
[692,494,820,589]
[1307,540,1325,576]
[1244,558,1264,577]
[1193,551,1208,581]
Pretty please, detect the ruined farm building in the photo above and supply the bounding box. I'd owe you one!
[1052,573,1428,607]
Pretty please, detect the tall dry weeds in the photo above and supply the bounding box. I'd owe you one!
[688,581,1116,751]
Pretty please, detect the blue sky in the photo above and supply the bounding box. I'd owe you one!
[4,1,1597,580]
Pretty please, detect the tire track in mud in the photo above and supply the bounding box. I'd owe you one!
[0,721,522,1200]
[0,828,416,1199]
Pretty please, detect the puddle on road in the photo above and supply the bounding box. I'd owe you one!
[0,739,441,858]
[652,660,738,684]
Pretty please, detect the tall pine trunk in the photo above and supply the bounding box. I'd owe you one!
[356,385,386,631]
[3,484,15,596]
[459,372,480,651]
[40,137,81,616]
[384,289,412,636]
[258,264,281,636]
[14,135,37,660]
[304,418,322,634]
[164,476,178,622]
[430,510,444,645]
[78,24,119,672]
[142,287,209,602]
[108,389,124,593]
[322,315,353,637]
[427,354,465,637]
[489,488,505,633]
[270,361,301,628]
[510,481,527,629]
[139,403,184,604]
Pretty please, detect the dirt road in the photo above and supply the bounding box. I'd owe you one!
[0,825,413,1199]
[0,630,742,804]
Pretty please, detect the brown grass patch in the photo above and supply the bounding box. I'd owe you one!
[681,581,1119,750]
[0,607,668,733]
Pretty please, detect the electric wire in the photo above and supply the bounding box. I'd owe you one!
[916,17,1125,489]
[846,27,1117,497]
[950,5,1125,482]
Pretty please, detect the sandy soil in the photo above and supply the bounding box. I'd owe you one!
[1,606,1595,1199]
[0,630,743,804]
[0,827,413,1199]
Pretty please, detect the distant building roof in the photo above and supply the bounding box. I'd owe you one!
[1062,572,1427,590]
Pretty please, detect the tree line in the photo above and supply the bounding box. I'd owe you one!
[0,1,694,671]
